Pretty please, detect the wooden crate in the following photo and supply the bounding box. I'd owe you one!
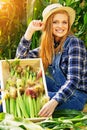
[0,58,48,115]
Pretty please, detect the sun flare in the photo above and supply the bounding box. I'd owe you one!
[0,0,10,2]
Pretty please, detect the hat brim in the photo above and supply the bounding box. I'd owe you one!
[42,6,75,26]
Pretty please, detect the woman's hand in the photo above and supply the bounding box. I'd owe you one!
[30,20,44,32]
[38,99,58,117]
[24,20,44,40]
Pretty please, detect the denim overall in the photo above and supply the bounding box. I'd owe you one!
[46,37,87,110]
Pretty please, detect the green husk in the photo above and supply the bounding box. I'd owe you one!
[17,90,29,118]
[10,98,16,115]
[5,59,46,118]
[28,96,34,118]
[16,97,22,118]
[22,93,30,117]
[6,98,10,113]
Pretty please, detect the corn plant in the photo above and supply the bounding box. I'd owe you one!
[0,0,27,59]
[0,0,87,60]
[27,0,87,48]
[2,59,49,118]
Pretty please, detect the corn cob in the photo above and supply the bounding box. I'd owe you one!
[36,95,42,115]
[32,97,37,117]
[6,98,10,113]
[16,96,22,118]
[28,95,35,118]
[17,90,29,118]
[22,93,30,117]
[10,97,16,115]
[5,59,47,118]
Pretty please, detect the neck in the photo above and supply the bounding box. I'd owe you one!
[54,37,62,43]
[54,39,59,48]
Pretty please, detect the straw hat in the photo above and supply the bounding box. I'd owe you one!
[42,3,76,26]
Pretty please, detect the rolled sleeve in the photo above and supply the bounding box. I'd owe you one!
[16,36,31,58]
[16,36,39,58]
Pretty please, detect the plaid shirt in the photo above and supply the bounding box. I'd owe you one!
[16,35,87,103]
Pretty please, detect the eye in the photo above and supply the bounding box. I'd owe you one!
[63,21,68,24]
[53,20,58,24]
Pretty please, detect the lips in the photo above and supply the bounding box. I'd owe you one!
[55,29,64,33]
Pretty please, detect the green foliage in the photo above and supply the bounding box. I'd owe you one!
[27,0,87,49]
[0,0,87,59]
[61,0,87,47]
[0,0,27,59]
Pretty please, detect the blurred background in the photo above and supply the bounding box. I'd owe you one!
[0,0,87,60]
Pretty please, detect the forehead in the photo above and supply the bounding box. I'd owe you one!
[53,13,68,20]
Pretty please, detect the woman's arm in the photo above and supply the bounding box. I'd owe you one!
[53,37,86,103]
[24,20,43,41]
[16,37,39,58]
[39,37,86,117]
[16,20,44,58]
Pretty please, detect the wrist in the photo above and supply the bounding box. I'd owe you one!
[24,31,33,41]
[51,99,58,107]
[22,36,31,43]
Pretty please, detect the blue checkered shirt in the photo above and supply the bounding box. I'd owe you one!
[16,35,87,103]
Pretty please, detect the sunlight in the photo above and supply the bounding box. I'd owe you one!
[0,0,10,10]
[0,2,4,10]
[0,0,10,2]
[0,0,10,7]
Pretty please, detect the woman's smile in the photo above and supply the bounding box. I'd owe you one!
[52,13,68,38]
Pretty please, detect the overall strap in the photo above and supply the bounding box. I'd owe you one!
[63,35,73,48]
[54,36,73,68]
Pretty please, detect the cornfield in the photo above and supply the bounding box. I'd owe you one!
[0,0,87,59]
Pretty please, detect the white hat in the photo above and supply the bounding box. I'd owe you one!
[42,3,76,26]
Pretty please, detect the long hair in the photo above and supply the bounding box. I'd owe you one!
[39,10,71,71]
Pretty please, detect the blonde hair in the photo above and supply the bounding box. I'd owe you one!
[40,10,71,71]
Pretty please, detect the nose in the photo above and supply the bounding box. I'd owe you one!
[57,23,62,28]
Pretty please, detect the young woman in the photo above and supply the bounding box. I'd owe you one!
[16,3,87,117]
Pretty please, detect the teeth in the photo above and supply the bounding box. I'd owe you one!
[58,30,63,32]
[56,30,63,33]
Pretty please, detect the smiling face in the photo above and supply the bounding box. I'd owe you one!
[52,11,69,41]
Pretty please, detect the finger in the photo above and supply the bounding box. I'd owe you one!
[47,112,52,117]
[33,20,41,26]
[38,106,50,117]
[39,111,48,117]
[38,107,47,117]
[39,110,52,117]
